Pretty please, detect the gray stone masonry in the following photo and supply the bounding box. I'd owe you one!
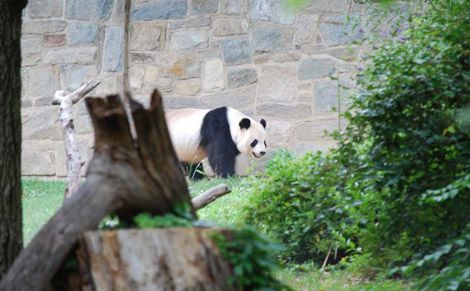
[21,0,371,177]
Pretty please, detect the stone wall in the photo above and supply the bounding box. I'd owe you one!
[21,0,366,177]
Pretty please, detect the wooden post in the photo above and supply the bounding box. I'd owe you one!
[51,80,100,199]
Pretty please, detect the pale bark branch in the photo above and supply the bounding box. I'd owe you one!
[192,184,231,210]
[51,79,100,200]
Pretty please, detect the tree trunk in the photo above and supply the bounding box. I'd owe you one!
[0,91,196,291]
[0,0,28,278]
[76,229,234,291]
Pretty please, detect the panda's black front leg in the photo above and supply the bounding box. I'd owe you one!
[207,144,237,178]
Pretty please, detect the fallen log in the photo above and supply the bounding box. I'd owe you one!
[192,184,231,210]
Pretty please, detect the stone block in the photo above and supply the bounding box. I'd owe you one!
[144,66,159,82]
[28,0,63,18]
[131,0,187,21]
[270,52,300,63]
[201,86,255,109]
[174,79,201,96]
[308,0,350,13]
[163,96,199,109]
[291,139,337,155]
[251,0,294,25]
[33,97,54,107]
[74,114,93,135]
[227,68,258,89]
[130,22,166,51]
[313,79,339,112]
[97,0,114,20]
[129,66,145,91]
[143,78,174,94]
[292,117,338,141]
[299,57,336,80]
[43,47,97,64]
[42,34,66,47]
[202,59,224,92]
[212,18,249,36]
[222,38,252,65]
[318,16,364,46]
[66,0,113,20]
[23,21,67,34]
[265,120,291,147]
[67,22,98,45]
[169,30,209,51]
[256,103,311,120]
[294,14,318,44]
[253,24,293,53]
[22,100,33,108]
[156,53,200,79]
[169,16,211,30]
[104,26,124,72]
[220,0,248,15]
[22,141,57,176]
[130,52,155,64]
[25,66,60,97]
[22,106,62,140]
[258,65,296,102]
[21,36,41,66]
[191,0,218,15]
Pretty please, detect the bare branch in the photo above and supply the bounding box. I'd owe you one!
[192,184,231,210]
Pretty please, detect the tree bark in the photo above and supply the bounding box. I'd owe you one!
[52,80,100,200]
[0,0,28,278]
[0,91,196,291]
[77,229,234,291]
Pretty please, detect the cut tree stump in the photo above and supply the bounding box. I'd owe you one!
[0,90,204,291]
[70,229,234,291]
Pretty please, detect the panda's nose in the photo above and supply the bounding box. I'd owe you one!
[260,151,266,156]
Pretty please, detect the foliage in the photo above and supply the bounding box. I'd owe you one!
[342,0,470,267]
[133,213,192,228]
[244,151,353,264]
[211,226,292,291]
[22,178,412,289]
[246,0,470,289]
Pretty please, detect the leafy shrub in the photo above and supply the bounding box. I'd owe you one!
[245,0,470,288]
[343,0,470,266]
[212,226,292,291]
[244,151,353,264]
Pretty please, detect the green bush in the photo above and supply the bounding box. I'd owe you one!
[343,0,470,266]
[245,0,470,288]
[244,151,353,264]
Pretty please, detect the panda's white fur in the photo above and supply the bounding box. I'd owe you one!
[165,107,267,179]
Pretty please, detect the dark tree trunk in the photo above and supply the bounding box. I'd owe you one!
[0,0,28,278]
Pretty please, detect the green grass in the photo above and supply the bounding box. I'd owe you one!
[22,177,412,290]
[22,179,65,244]
[278,264,411,291]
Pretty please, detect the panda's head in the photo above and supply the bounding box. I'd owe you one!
[237,118,268,159]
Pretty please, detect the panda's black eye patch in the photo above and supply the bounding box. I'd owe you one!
[251,140,258,147]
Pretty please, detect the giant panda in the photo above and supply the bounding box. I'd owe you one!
[165,106,267,179]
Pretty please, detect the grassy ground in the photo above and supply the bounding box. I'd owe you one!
[22,178,412,290]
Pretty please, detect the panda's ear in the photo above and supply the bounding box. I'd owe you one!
[239,118,251,129]
[260,119,266,128]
